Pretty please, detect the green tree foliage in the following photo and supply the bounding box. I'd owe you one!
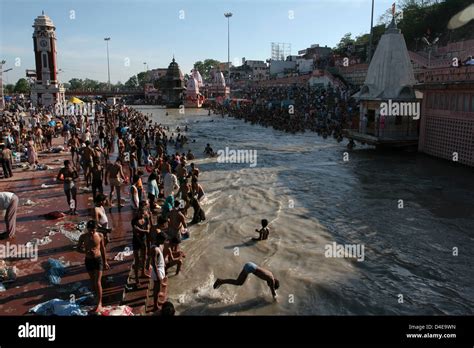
[335,33,355,53]
[396,0,474,49]
[335,0,473,58]
[13,78,30,93]
[194,59,221,81]
[82,78,99,91]
[137,71,147,88]
[124,75,138,89]
[4,84,15,94]
[68,78,84,91]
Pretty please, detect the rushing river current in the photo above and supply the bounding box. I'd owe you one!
[136,105,474,315]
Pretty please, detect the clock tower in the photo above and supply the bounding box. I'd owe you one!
[30,11,65,107]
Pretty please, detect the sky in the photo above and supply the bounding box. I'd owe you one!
[0,0,394,85]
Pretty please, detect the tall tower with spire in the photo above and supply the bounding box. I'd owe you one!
[345,17,420,148]
[30,12,65,107]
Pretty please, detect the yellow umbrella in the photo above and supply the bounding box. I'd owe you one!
[68,97,84,104]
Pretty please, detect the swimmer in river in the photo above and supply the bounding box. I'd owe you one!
[213,263,279,300]
[204,143,215,157]
[252,219,269,241]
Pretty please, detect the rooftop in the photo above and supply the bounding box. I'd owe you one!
[356,18,416,101]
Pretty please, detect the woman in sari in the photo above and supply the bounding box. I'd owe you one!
[161,195,174,220]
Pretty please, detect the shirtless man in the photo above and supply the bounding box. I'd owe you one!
[81,141,95,186]
[167,200,187,245]
[105,159,126,212]
[150,232,166,312]
[68,133,80,167]
[77,220,110,312]
[175,157,187,184]
[163,237,185,275]
[213,263,280,300]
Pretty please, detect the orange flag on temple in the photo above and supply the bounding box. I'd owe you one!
[392,3,396,16]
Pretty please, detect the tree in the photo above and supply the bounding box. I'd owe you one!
[125,76,138,89]
[4,84,15,94]
[334,33,355,54]
[97,82,109,91]
[83,78,100,91]
[14,78,30,94]
[194,59,221,81]
[68,78,84,91]
[137,72,148,88]
[114,81,124,91]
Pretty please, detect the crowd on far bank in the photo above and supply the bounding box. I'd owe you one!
[212,84,359,141]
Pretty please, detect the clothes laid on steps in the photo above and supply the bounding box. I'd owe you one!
[29,297,90,316]
[0,260,17,283]
[99,305,134,316]
[43,211,66,220]
[45,258,68,285]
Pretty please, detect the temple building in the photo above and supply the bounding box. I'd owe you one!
[162,57,185,107]
[202,68,230,98]
[184,69,204,108]
[345,18,421,148]
[30,12,65,107]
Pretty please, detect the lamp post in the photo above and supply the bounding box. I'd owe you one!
[367,0,375,63]
[104,37,111,90]
[0,60,6,110]
[224,12,233,84]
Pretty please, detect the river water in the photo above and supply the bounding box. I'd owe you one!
[135,105,474,315]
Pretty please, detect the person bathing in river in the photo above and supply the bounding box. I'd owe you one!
[168,200,187,245]
[204,143,216,157]
[214,263,280,300]
[252,219,270,241]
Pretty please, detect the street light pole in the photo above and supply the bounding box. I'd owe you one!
[224,12,233,84]
[0,60,5,110]
[367,0,375,63]
[104,37,111,90]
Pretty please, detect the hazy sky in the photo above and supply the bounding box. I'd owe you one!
[0,0,394,85]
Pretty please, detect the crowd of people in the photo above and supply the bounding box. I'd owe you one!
[67,104,211,313]
[212,84,359,141]
[0,97,282,315]
[0,100,208,314]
